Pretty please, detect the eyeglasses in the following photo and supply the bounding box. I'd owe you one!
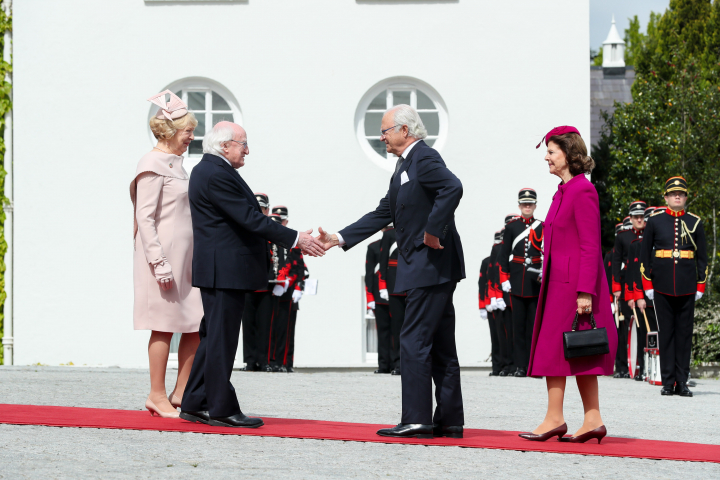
[229,140,248,150]
[381,124,402,136]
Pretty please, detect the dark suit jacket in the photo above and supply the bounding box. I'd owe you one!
[339,140,465,292]
[189,154,297,290]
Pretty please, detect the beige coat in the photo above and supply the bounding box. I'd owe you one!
[130,151,202,332]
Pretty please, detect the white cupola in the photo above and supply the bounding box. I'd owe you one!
[602,15,626,68]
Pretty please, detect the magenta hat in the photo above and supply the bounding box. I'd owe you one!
[536,126,581,149]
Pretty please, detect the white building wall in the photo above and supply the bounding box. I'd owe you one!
[12,0,589,367]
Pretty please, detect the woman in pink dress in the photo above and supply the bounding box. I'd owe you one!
[519,126,617,444]
[130,91,203,418]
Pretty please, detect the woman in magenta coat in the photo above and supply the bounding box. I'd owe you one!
[519,126,617,444]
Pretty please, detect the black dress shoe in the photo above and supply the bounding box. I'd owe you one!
[498,370,507,376]
[514,369,527,377]
[623,373,631,379]
[391,368,401,376]
[661,386,675,396]
[675,382,693,397]
[634,374,643,381]
[489,371,500,376]
[613,372,623,378]
[377,423,433,439]
[208,412,264,428]
[433,424,463,438]
[374,369,391,374]
[263,364,273,372]
[278,365,287,373]
[286,366,294,373]
[179,410,211,425]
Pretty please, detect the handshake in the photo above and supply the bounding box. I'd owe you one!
[295,227,343,257]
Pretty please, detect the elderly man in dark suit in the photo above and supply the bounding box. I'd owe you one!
[319,105,466,439]
[180,122,325,428]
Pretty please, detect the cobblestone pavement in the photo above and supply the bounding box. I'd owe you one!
[1,366,718,478]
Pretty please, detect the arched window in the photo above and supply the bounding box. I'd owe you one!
[355,77,448,172]
[148,77,242,169]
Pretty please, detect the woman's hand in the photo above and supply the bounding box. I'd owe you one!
[577,292,592,315]
[153,259,174,291]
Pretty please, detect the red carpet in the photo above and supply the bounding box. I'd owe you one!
[1,404,718,463]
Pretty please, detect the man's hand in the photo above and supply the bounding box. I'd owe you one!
[613,291,622,300]
[644,289,654,301]
[317,227,340,251]
[424,232,444,250]
[696,291,704,301]
[367,301,375,310]
[297,229,326,257]
[496,298,507,311]
[379,289,389,301]
[501,280,511,293]
[480,308,488,320]
[628,299,636,310]
[637,299,646,312]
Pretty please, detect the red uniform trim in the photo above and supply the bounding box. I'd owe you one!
[641,276,653,292]
[697,283,706,294]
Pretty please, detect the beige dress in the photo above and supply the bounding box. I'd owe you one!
[130,151,202,332]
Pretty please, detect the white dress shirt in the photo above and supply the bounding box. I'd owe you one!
[336,139,421,246]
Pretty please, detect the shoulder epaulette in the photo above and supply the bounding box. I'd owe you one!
[507,217,522,225]
[686,212,701,220]
[651,209,664,217]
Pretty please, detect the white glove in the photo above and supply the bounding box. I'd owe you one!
[501,280,511,293]
[490,297,498,310]
[379,289,389,301]
[611,302,615,314]
[272,284,284,296]
[695,291,703,301]
[645,289,654,301]
[367,301,375,310]
[480,308,488,320]
[496,298,507,311]
[152,258,174,287]
[486,302,494,312]
[292,289,303,303]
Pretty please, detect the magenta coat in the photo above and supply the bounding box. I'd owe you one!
[527,174,617,377]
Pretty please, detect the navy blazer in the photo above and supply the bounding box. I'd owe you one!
[339,141,465,292]
[189,154,297,290]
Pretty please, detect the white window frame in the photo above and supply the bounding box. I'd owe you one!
[355,77,448,173]
[147,77,242,172]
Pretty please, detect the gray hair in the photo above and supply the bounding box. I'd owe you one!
[202,122,235,156]
[390,104,427,139]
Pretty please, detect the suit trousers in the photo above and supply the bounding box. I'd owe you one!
[400,281,464,426]
[270,300,294,367]
[615,300,631,373]
[182,288,246,418]
[635,307,657,373]
[511,295,538,372]
[389,295,407,370]
[654,293,695,388]
[487,310,501,373]
[374,303,393,372]
[242,290,273,368]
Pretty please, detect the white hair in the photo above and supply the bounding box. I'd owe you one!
[391,104,427,139]
[202,123,235,156]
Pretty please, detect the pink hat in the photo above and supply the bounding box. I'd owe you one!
[535,126,581,149]
[147,90,188,122]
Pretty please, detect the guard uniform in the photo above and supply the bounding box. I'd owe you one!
[378,227,405,375]
[498,189,543,376]
[612,200,647,377]
[490,225,514,376]
[284,251,308,372]
[640,177,707,396]
[270,246,306,372]
[366,235,392,373]
[241,193,274,371]
[479,254,501,375]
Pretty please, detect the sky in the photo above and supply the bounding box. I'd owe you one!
[590,0,671,50]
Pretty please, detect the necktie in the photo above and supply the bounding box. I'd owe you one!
[394,156,405,176]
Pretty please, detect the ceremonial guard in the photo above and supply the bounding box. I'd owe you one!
[479,253,501,375]
[640,177,707,396]
[378,226,405,376]
[626,206,658,380]
[365,226,393,374]
[283,250,308,373]
[241,193,274,371]
[498,188,544,377]
[490,226,514,376]
[612,200,647,378]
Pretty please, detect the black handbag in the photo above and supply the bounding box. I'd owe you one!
[563,312,610,360]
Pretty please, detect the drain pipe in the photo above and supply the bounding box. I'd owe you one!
[1,0,13,365]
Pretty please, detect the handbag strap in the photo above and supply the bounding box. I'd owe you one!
[572,312,598,331]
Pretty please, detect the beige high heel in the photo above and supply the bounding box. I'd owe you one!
[168,393,182,409]
[145,397,180,418]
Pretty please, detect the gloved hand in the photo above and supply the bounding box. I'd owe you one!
[292,289,303,303]
[490,297,498,310]
[379,289,389,301]
[696,291,703,301]
[367,301,375,310]
[645,289,654,301]
[496,298,507,311]
[152,258,174,291]
[501,281,511,293]
[272,284,284,296]
[611,302,615,315]
[480,308,488,320]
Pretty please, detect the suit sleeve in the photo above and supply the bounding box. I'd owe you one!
[207,171,297,248]
[415,153,463,239]
[695,220,708,293]
[338,192,392,251]
[135,172,166,264]
[498,228,512,283]
[573,183,601,296]
[640,218,655,291]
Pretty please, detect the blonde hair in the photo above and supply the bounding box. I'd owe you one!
[149,112,198,140]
